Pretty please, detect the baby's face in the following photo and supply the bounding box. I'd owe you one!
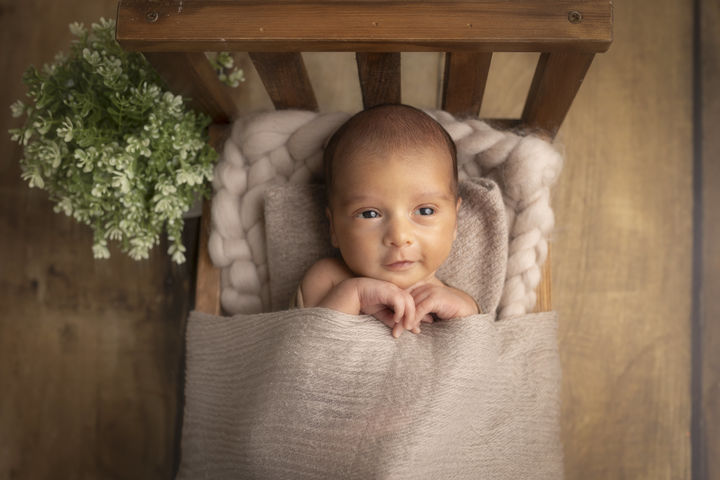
[327,146,459,289]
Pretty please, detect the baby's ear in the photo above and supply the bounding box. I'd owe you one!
[453,196,462,240]
[326,207,338,247]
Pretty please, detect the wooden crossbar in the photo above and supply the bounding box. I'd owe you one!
[117,0,613,53]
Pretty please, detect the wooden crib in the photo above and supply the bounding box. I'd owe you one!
[115,0,613,316]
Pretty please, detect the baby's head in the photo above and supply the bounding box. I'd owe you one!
[324,104,458,201]
[323,104,460,289]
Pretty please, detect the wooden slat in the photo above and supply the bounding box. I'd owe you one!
[356,52,401,108]
[249,52,318,110]
[194,124,228,315]
[442,52,492,117]
[143,52,238,123]
[521,52,595,136]
[194,198,221,315]
[116,0,613,53]
[534,247,552,312]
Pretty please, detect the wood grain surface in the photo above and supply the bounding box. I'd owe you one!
[0,2,191,478]
[356,52,402,108]
[116,0,612,53]
[0,0,714,479]
[442,52,492,117]
[552,1,693,477]
[700,0,720,477]
[249,52,319,111]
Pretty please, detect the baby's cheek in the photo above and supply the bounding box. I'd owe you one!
[338,244,374,275]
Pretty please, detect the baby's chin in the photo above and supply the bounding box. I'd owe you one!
[373,272,441,290]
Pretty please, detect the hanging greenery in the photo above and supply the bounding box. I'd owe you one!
[9,18,219,264]
[207,51,246,88]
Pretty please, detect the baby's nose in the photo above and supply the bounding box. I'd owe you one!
[384,218,413,247]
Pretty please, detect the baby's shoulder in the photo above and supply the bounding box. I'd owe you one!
[304,257,352,283]
[299,257,353,307]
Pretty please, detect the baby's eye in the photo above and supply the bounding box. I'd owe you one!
[414,206,435,216]
[357,210,380,219]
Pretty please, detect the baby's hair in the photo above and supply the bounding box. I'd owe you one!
[323,104,458,200]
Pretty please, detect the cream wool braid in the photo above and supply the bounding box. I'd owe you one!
[209,110,562,319]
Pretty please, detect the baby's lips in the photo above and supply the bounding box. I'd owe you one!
[383,260,415,272]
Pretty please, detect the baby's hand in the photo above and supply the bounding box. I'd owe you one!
[317,276,416,337]
[407,284,479,332]
[354,278,416,338]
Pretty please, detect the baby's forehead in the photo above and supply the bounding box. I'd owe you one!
[339,143,452,169]
[331,145,457,197]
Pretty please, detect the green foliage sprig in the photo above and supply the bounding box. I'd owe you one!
[206,52,245,88]
[9,18,217,264]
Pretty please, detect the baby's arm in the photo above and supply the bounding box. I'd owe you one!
[407,283,479,331]
[300,258,416,337]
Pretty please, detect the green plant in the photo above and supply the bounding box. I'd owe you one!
[9,18,217,264]
[207,52,245,87]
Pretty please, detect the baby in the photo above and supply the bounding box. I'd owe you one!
[298,104,478,337]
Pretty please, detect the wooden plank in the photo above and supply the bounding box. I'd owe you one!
[356,52,401,108]
[1,3,187,478]
[116,0,613,53]
[249,52,318,110]
[534,248,552,312]
[194,199,221,315]
[442,51,492,117]
[700,0,720,477]
[521,52,595,136]
[143,52,238,123]
[551,0,692,477]
[193,124,228,316]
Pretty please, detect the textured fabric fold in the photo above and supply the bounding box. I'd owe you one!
[177,309,562,480]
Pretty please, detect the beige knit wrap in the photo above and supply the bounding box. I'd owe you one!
[177,309,562,479]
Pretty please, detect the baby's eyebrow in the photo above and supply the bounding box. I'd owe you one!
[411,190,455,202]
[336,189,455,207]
[336,194,378,206]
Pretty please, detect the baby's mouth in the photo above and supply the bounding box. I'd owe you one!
[384,260,415,271]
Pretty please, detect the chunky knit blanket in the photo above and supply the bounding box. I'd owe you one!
[210,110,562,318]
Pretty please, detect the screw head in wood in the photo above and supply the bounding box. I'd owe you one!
[568,10,583,24]
[146,11,159,23]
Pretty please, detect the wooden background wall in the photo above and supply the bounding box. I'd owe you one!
[1,1,717,479]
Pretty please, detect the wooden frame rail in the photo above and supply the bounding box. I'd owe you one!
[116,0,613,315]
[117,1,612,53]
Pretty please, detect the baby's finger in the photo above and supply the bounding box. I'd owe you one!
[392,322,405,338]
[373,308,398,329]
[398,292,416,331]
[377,288,405,324]
[414,298,440,327]
[391,300,404,324]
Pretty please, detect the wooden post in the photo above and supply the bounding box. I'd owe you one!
[442,52,492,117]
[249,52,319,110]
[356,52,402,108]
[522,52,595,136]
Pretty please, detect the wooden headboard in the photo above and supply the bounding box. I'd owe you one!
[116,0,613,314]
